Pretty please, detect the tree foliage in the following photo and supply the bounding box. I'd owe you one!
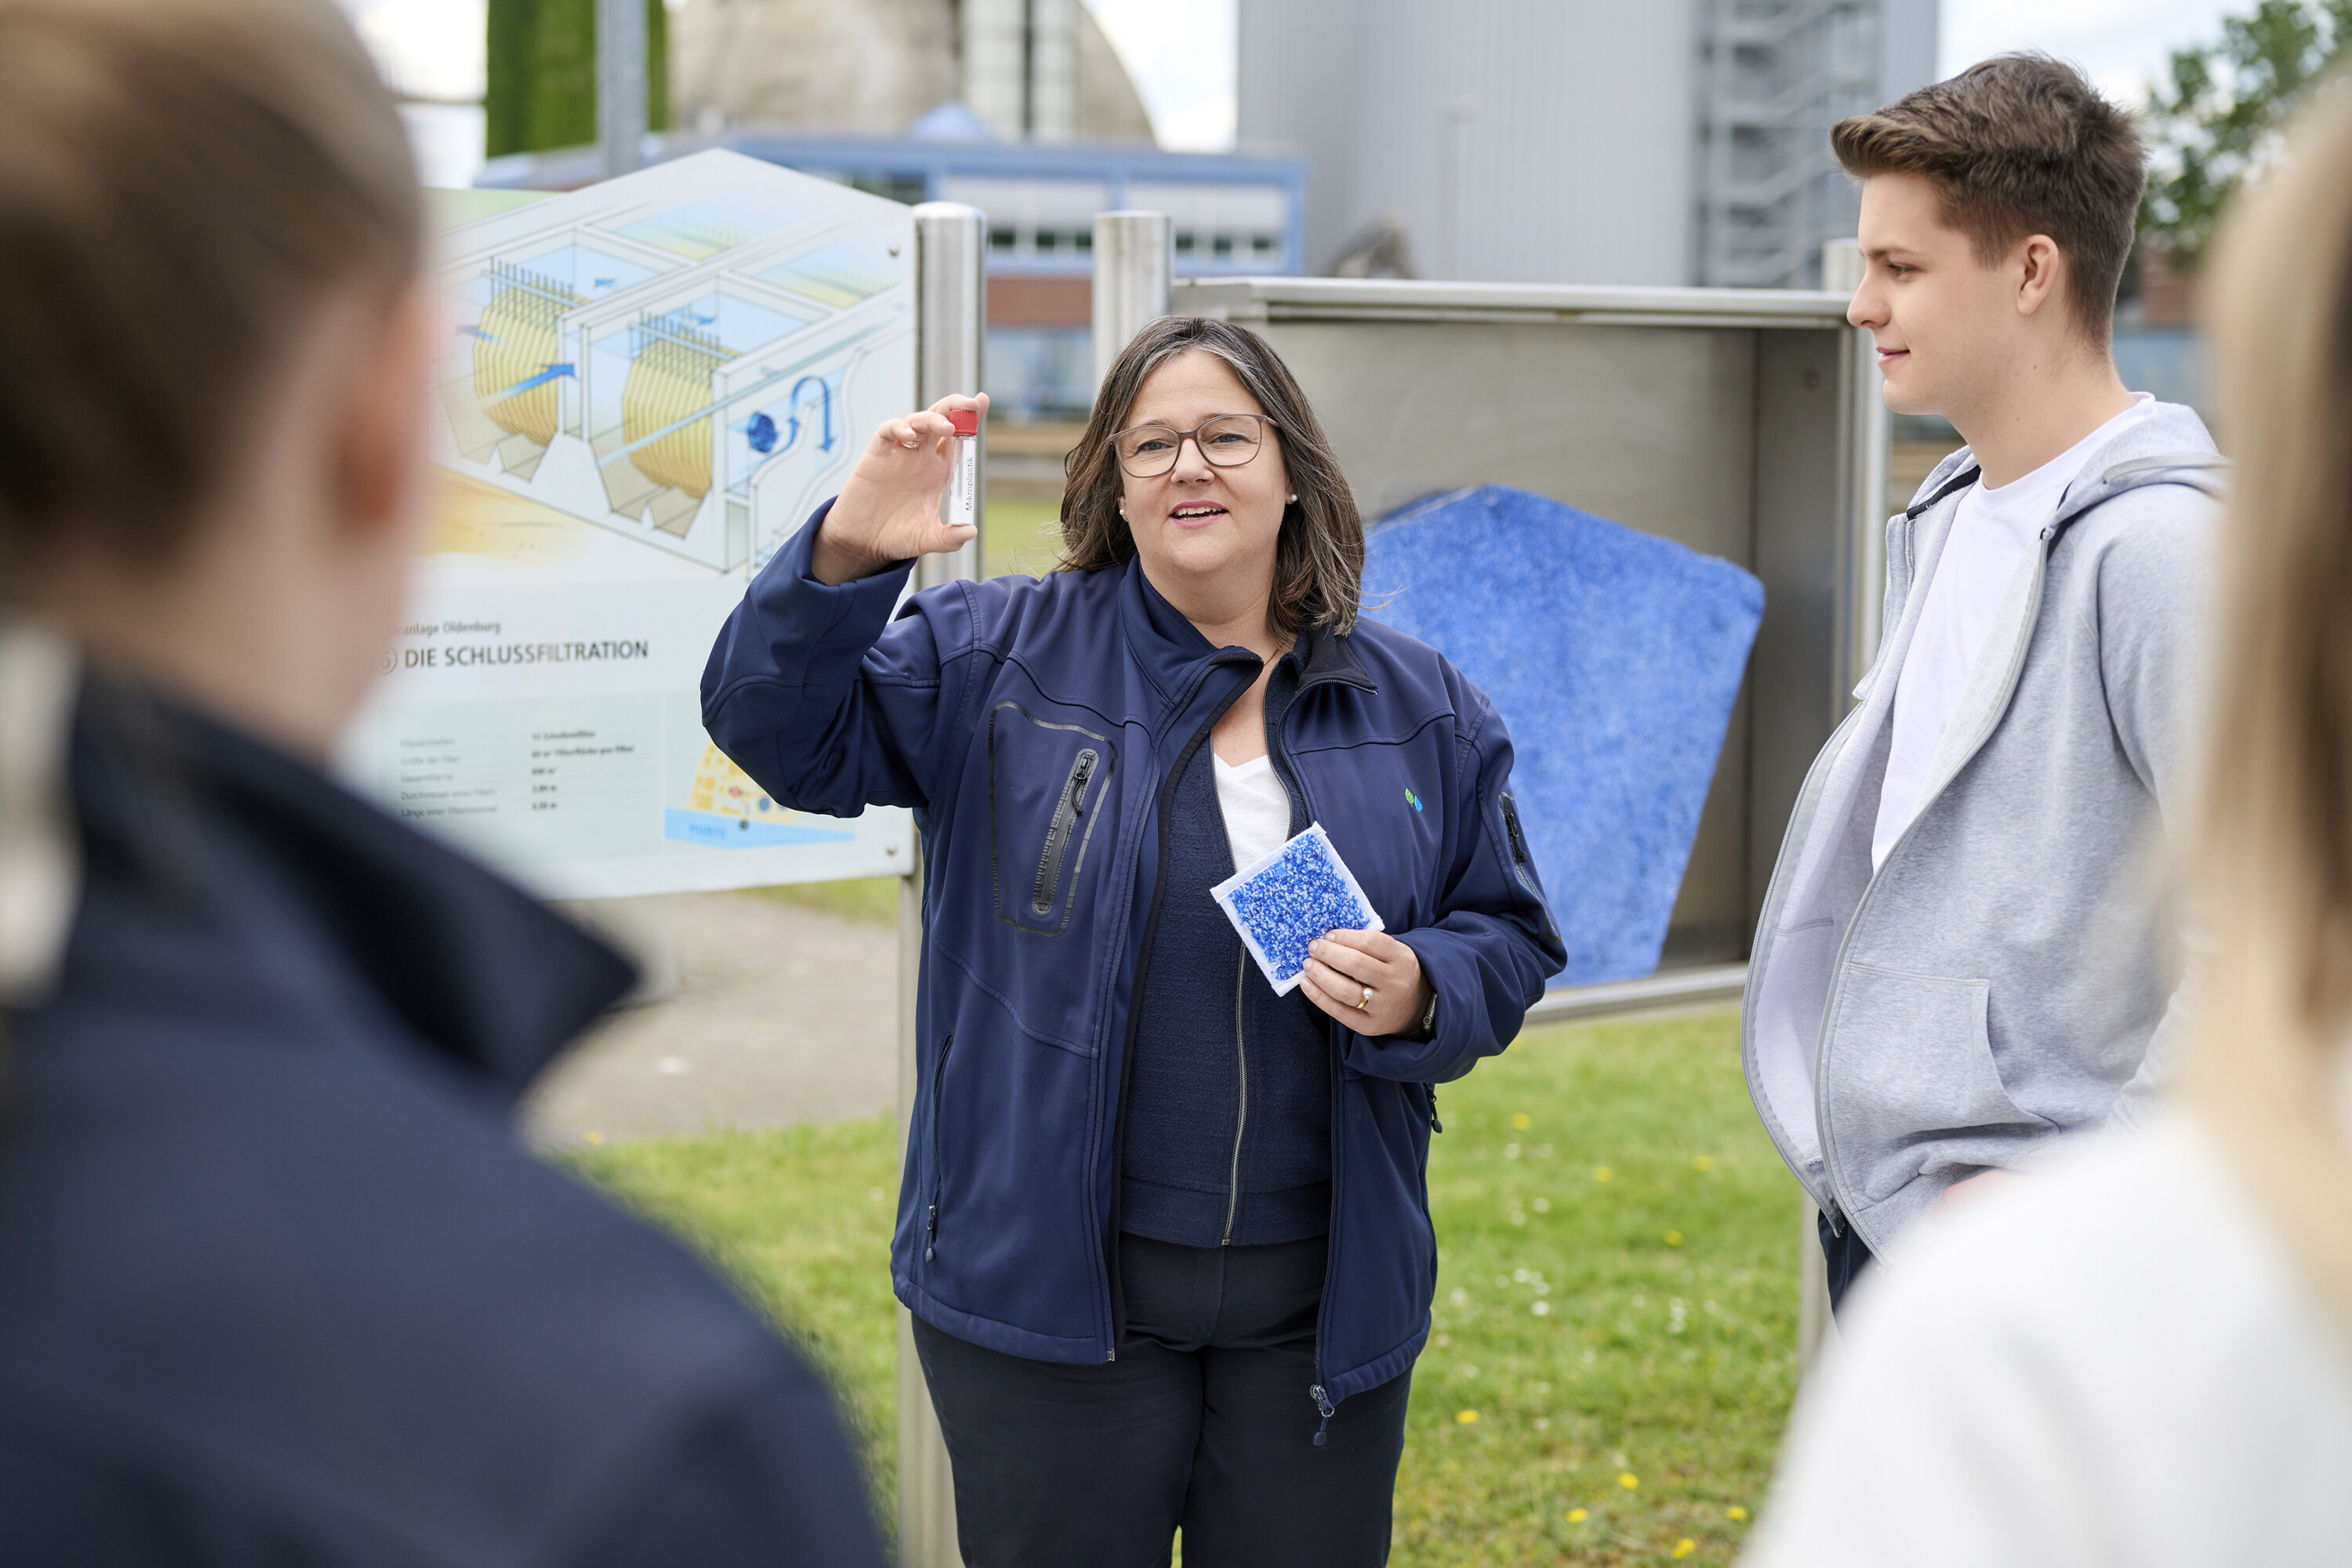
[485,0,669,161]
[2140,1,2352,269]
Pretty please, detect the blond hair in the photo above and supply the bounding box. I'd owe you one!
[2190,79,2352,1330]
[0,0,420,589]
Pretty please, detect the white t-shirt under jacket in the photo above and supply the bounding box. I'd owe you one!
[1871,394,2158,869]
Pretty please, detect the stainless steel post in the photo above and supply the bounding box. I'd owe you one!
[1822,238,1890,690]
[1793,238,1882,1388]
[1092,211,1172,391]
[898,201,985,1568]
[914,203,988,588]
[595,0,646,180]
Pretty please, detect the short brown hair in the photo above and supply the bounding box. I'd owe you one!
[1059,317,1365,637]
[1832,54,2144,343]
[0,0,422,589]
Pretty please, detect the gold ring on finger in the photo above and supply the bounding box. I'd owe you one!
[899,437,920,448]
[1357,984,1372,1011]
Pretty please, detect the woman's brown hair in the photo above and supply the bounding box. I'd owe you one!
[2189,79,2352,1331]
[1059,316,1365,637]
[0,0,422,590]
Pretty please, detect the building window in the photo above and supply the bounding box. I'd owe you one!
[847,172,928,206]
[989,227,1018,252]
[1211,233,1234,258]
[1174,231,1196,254]
[1035,230,1060,252]
[1251,234,1279,256]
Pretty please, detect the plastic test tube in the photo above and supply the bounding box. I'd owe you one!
[947,406,980,533]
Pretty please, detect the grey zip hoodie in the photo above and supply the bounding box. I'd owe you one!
[1743,401,2224,1260]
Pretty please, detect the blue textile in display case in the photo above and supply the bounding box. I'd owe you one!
[1361,485,1763,985]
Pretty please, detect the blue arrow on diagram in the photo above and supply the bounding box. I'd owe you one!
[484,363,575,403]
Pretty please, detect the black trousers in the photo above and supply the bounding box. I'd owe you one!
[910,1232,1414,1568]
[1818,1209,1875,1317]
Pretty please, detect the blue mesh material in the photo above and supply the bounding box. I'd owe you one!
[1215,824,1380,994]
[1362,485,1763,985]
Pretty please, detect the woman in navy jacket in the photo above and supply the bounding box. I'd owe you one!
[704,316,1563,1567]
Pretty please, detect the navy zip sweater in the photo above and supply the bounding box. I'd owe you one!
[1120,662,1334,1248]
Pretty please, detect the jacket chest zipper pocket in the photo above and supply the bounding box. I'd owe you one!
[925,1033,953,1261]
[1031,749,1100,916]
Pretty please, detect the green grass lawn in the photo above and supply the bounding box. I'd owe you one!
[570,1007,1799,1566]
[982,495,1068,580]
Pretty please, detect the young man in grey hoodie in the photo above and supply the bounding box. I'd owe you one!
[1744,55,2223,1310]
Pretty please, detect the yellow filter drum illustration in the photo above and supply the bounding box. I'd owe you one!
[623,318,734,499]
[474,269,577,447]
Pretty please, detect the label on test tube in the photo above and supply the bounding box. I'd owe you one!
[948,406,980,534]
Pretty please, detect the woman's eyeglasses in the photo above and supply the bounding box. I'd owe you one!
[1110,414,1274,477]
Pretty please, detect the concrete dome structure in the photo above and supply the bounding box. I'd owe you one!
[670,0,1156,145]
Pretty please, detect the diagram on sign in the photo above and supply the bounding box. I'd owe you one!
[339,153,918,899]
[432,151,913,575]
[671,742,855,850]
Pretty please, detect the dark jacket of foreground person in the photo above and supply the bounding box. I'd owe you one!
[0,686,886,1566]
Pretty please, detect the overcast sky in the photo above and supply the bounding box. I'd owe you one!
[343,0,2256,184]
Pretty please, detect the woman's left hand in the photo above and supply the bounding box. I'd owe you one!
[1302,930,1433,1038]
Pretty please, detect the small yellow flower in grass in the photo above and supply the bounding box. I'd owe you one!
[1617,1472,1639,1490]
[583,1130,605,1145]
[1693,1155,1714,1171]
[1511,1112,1531,1130]
[1664,1230,1685,1247]
[1727,1505,1749,1521]
[1455,1409,1479,1425]
[1672,1539,1696,1559]
[1566,1508,1588,1524]
[1593,1165,1613,1183]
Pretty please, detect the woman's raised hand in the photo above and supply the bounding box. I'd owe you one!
[810,393,989,585]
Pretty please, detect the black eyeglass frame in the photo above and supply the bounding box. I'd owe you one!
[1108,413,1279,478]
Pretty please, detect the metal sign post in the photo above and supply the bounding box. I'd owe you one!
[1091,210,1173,390]
[897,201,985,1568]
[1792,238,1886,1383]
[594,0,646,180]
[1821,238,1891,693]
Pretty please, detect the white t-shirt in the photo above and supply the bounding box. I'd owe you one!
[1214,753,1293,871]
[1744,1106,2352,1567]
[1870,394,2158,870]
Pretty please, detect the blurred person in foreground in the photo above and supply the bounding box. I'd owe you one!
[0,2,884,1560]
[1743,55,2224,1307]
[1744,81,2352,1566]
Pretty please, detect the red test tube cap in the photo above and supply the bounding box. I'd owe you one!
[948,408,980,437]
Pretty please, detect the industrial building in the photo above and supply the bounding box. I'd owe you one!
[479,0,1941,413]
[481,0,1308,419]
[1238,0,1940,289]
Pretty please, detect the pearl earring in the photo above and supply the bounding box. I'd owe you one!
[1287,493,1298,503]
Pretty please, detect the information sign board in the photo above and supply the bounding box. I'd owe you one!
[339,152,916,898]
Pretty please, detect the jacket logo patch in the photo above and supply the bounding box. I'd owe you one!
[1404,786,1423,812]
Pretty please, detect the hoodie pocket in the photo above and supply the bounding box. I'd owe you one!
[1823,963,2046,1203]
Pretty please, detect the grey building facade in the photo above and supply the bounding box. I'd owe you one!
[1238,0,1939,289]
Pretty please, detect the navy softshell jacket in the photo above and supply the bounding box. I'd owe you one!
[0,686,887,1566]
[704,508,1564,1413]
